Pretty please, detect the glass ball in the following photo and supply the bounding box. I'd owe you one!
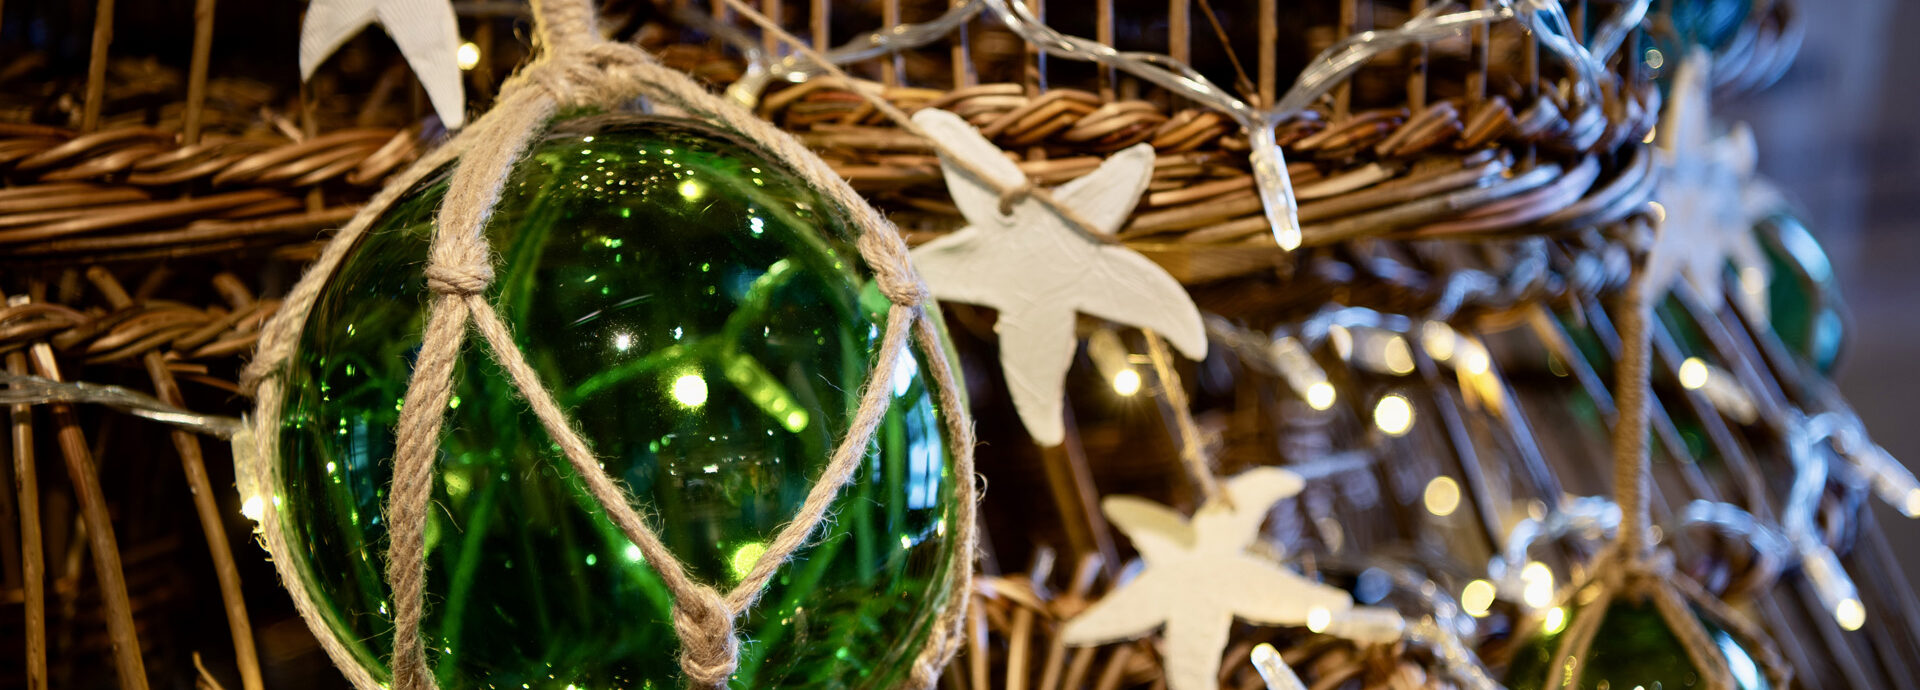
[1757,213,1846,373]
[274,113,959,689]
[1505,598,1771,690]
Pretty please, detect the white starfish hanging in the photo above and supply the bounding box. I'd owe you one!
[301,0,467,128]
[1649,48,1768,316]
[1060,467,1367,690]
[909,108,1206,446]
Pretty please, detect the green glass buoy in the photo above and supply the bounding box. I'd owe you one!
[1506,599,1771,690]
[274,114,959,689]
[1757,213,1847,373]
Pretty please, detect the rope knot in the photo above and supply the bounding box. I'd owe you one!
[857,230,932,307]
[516,42,656,109]
[996,181,1035,215]
[672,585,740,689]
[424,264,493,296]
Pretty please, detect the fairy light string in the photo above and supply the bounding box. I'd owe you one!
[722,0,1603,251]
[165,2,1893,688]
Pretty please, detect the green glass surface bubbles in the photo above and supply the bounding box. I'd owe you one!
[275,114,958,689]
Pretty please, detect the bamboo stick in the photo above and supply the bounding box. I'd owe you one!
[1040,398,1120,577]
[1468,0,1488,104]
[1409,0,1428,110]
[883,0,902,86]
[1037,554,1102,690]
[810,0,827,54]
[1168,0,1189,64]
[86,268,263,690]
[1006,604,1035,690]
[82,0,115,132]
[1258,0,1276,107]
[28,343,148,690]
[951,0,973,88]
[7,341,48,690]
[761,0,780,62]
[1335,0,1357,119]
[0,381,19,590]
[968,595,991,690]
[183,0,216,144]
[1413,343,1505,553]
[1095,0,1115,99]
[1025,0,1046,93]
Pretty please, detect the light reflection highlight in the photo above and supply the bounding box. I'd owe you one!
[1542,606,1568,634]
[1304,381,1336,410]
[1423,476,1460,517]
[670,373,708,407]
[1305,606,1331,633]
[1460,579,1495,618]
[456,42,480,71]
[1381,335,1414,375]
[1374,394,1414,436]
[1520,562,1555,609]
[1835,597,1866,631]
[1678,357,1710,390]
[730,541,768,581]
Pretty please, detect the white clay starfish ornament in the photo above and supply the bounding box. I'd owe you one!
[909,108,1207,446]
[301,0,467,128]
[1649,48,1768,316]
[1060,467,1368,690]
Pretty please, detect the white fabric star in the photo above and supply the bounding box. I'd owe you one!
[1060,467,1363,690]
[909,108,1206,446]
[301,0,466,128]
[1649,48,1768,315]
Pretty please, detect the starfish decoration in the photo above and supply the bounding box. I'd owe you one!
[1060,467,1372,690]
[1649,48,1768,316]
[301,0,466,128]
[909,108,1206,446]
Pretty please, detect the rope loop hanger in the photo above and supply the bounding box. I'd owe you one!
[239,0,978,687]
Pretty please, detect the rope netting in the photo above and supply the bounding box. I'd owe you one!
[1534,218,1791,690]
[239,0,978,687]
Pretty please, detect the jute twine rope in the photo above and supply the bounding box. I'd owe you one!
[237,0,976,687]
[1536,217,1790,690]
[716,0,1228,504]
[713,0,1119,249]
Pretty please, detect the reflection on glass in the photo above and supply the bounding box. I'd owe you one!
[1505,600,1771,690]
[277,114,956,689]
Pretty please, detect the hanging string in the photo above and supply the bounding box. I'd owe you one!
[1142,330,1227,506]
[715,0,1273,510]
[1610,218,1656,561]
[1532,214,1794,690]
[241,0,977,687]
[713,0,1242,509]
[718,0,1123,249]
[717,0,1600,253]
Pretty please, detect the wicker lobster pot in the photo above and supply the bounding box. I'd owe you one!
[648,1,1910,689]
[656,1,1665,688]
[3,0,1914,689]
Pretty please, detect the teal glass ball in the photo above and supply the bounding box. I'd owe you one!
[273,114,959,689]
